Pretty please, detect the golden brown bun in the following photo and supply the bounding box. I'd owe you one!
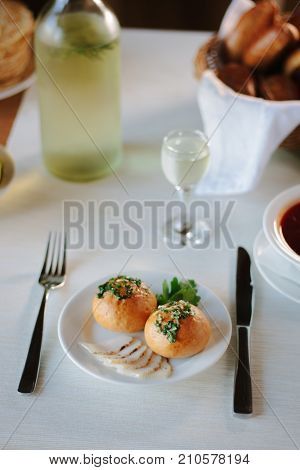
[284,9,300,33]
[0,38,32,82]
[243,22,299,69]
[217,63,257,96]
[0,1,34,49]
[224,1,278,61]
[259,74,299,100]
[284,48,300,78]
[0,1,34,88]
[92,280,157,333]
[144,303,211,359]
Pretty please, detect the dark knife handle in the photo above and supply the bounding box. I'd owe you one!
[234,326,252,414]
[18,289,48,394]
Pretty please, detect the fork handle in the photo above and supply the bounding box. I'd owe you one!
[234,326,252,415]
[18,289,49,394]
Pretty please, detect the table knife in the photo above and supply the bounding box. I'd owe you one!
[234,247,253,415]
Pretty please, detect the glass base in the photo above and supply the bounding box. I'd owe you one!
[163,216,211,247]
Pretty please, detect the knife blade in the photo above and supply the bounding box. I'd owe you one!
[234,247,253,415]
[236,247,253,326]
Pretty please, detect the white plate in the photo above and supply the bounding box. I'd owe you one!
[253,230,300,304]
[0,73,35,100]
[58,270,232,385]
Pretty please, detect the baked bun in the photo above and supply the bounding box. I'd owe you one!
[144,301,211,359]
[243,22,299,69]
[92,276,157,333]
[0,1,34,89]
[224,1,278,61]
[284,48,300,82]
[284,8,300,33]
[217,63,256,96]
[259,74,299,100]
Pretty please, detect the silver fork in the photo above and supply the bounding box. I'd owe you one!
[18,232,67,394]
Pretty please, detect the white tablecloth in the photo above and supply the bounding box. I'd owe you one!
[1,29,300,450]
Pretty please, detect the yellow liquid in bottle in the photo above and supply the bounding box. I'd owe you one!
[35,12,122,182]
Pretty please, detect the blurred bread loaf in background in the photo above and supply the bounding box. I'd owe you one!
[0,0,34,90]
[195,0,300,101]
[224,0,279,62]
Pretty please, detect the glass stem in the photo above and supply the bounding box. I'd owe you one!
[176,187,192,234]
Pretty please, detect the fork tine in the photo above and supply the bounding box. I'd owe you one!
[60,232,67,276]
[40,232,52,277]
[48,232,57,275]
[53,233,62,275]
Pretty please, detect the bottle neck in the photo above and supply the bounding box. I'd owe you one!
[59,0,107,14]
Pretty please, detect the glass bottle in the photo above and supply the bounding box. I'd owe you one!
[35,0,122,182]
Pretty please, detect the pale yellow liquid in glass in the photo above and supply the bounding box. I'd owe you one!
[162,135,210,188]
[35,12,121,182]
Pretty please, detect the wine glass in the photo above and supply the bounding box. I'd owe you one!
[161,129,210,246]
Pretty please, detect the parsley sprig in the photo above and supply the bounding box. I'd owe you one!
[157,277,200,306]
[58,39,118,60]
